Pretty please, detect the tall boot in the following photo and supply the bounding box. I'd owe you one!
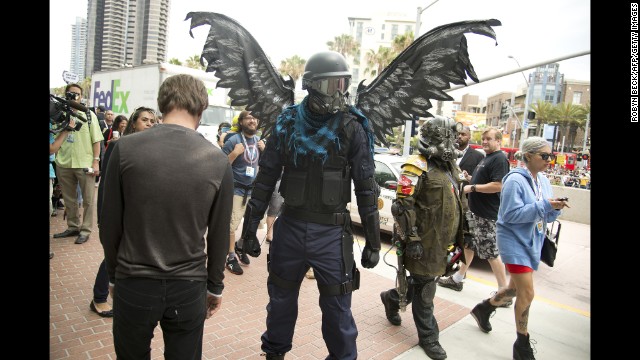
[513,332,536,360]
[380,290,402,326]
[470,298,497,333]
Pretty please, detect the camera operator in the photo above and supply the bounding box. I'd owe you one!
[50,117,76,259]
[52,83,104,245]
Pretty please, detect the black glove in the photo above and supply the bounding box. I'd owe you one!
[241,231,261,257]
[405,241,424,260]
[361,243,380,268]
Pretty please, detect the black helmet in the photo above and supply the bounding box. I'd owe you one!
[302,51,351,88]
[302,51,351,114]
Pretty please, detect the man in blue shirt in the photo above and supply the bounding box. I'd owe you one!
[221,110,264,275]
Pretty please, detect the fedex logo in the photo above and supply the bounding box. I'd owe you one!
[93,80,130,114]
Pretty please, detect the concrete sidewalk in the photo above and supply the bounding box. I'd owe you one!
[380,219,591,359]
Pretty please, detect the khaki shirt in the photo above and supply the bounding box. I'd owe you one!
[55,110,104,169]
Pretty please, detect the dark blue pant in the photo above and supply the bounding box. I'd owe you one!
[113,278,207,360]
[93,259,109,303]
[261,215,357,359]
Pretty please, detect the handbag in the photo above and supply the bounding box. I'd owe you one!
[541,220,561,267]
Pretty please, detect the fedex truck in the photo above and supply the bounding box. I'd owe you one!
[89,62,238,145]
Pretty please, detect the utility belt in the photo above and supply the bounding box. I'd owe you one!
[234,182,252,205]
[268,264,360,297]
[268,207,360,296]
[282,205,347,225]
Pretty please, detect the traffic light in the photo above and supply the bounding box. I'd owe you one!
[582,154,589,160]
[410,115,420,137]
[501,103,509,120]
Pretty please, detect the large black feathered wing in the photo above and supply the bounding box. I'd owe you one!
[355,19,501,146]
[186,12,295,138]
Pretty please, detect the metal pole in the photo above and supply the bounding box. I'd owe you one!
[445,50,590,92]
[582,112,590,150]
[508,55,529,87]
[406,1,441,156]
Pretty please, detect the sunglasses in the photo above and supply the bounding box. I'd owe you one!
[535,152,555,161]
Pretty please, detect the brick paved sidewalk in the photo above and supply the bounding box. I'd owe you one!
[50,200,469,359]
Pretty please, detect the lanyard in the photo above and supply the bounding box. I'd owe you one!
[526,169,543,201]
[241,134,259,166]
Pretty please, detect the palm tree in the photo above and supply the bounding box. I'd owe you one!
[327,34,360,65]
[168,58,182,66]
[185,54,205,70]
[363,46,395,78]
[554,102,587,151]
[527,100,557,137]
[278,55,306,82]
[392,31,414,54]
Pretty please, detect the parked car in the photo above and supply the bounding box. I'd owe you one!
[349,153,406,234]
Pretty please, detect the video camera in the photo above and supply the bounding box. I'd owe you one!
[49,93,91,134]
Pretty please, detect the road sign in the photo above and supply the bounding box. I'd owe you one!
[522,119,529,129]
[62,71,80,84]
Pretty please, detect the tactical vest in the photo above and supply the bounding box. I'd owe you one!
[279,114,356,215]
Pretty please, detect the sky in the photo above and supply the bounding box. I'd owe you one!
[50,0,590,101]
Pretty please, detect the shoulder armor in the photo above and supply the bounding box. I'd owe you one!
[401,154,428,176]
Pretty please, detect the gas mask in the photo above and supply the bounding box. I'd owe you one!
[417,116,464,161]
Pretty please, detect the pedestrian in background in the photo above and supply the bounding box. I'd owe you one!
[438,128,510,303]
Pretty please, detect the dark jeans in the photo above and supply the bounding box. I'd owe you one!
[113,277,207,360]
[93,259,110,303]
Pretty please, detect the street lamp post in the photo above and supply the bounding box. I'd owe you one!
[508,55,532,146]
[404,0,441,156]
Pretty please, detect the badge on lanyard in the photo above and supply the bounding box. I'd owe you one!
[536,221,543,233]
[245,166,255,177]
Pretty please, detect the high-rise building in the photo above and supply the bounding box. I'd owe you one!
[346,12,414,98]
[86,0,170,75]
[70,17,88,79]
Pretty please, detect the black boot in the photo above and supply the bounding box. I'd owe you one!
[470,298,497,333]
[513,332,536,360]
[420,341,447,360]
[380,290,402,326]
[262,353,285,360]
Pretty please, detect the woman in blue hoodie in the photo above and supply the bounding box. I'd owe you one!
[469,137,570,360]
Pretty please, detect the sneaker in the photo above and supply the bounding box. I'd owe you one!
[490,290,513,308]
[437,276,463,291]
[235,243,250,265]
[226,257,243,275]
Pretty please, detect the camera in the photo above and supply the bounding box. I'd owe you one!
[50,94,87,134]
